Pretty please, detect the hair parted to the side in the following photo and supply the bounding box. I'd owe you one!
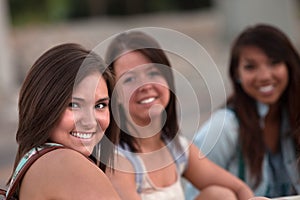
[228,24,300,187]
[10,43,118,184]
[105,31,180,152]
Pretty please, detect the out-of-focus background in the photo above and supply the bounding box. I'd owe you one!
[1,0,300,188]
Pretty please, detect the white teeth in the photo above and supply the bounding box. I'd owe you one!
[140,97,155,104]
[70,132,93,139]
[259,85,274,93]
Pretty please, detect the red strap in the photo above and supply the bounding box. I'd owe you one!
[0,188,6,196]
[5,145,64,199]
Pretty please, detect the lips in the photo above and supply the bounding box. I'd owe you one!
[259,85,274,93]
[139,97,156,104]
[70,131,94,139]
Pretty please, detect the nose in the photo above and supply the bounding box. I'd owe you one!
[137,81,153,92]
[257,65,272,81]
[78,109,97,129]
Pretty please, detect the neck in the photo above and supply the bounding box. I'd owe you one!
[135,132,164,153]
[127,115,163,138]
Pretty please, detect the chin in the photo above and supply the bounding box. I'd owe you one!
[259,99,278,105]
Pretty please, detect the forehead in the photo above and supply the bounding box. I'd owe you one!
[239,45,266,57]
[73,73,108,98]
[114,51,152,77]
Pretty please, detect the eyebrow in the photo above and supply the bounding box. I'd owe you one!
[72,97,84,102]
[241,58,255,63]
[119,70,135,79]
[96,97,110,103]
[119,65,157,78]
[72,97,110,102]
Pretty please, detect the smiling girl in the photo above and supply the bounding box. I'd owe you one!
[6,43,120,200]
[186,24,300,198]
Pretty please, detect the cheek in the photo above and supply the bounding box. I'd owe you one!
[239,79,253,95]
[116,86,132,105]
[237,75,254,96]
[96,111,110,131]
[49,111,74,141]
[280,67,289,89]
[238,69,252,86]
[237,68,245,81]
[159,84,170,98]
[158,81,171,101]
[119,87,135,111]
[55,111,74,131]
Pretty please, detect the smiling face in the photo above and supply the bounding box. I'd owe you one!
[114,51,170,126]
[237,46,289,105]
[49,73,110,156]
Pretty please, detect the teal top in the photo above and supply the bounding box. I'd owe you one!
[6,143,63,197]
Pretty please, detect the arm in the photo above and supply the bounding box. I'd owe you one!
[183,144,254,200]
[105,154,142,200]
[20,149,121,200]
[185,109,241,199]
[194,109,239,167]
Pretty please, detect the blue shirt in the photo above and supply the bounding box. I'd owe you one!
[184,103,300,199]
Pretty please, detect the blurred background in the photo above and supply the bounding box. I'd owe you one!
[1,0,300,188]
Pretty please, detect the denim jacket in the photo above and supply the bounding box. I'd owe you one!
[185,103,300,199]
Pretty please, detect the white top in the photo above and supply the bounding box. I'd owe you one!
[117,135,189,200]
[140,167,184,200]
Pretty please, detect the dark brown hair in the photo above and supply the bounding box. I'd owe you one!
[105,31,179,152]
[228,24,300,186]
[10,43,118,182]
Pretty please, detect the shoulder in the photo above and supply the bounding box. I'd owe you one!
[22,148,101,186]
[207,108,238,129]
[34,148,96,171]
[113,146,137,173]
[21,148,118,199]
[168,135,190,173]
[106,148,140,199]
[191,108,240,164]
[193,108,239,146]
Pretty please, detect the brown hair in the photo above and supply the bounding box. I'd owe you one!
[105,31,179,152]
[228,24,300,186]
[10,43,118,182]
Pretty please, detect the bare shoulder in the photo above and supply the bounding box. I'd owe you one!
[21,148,120,200]
[27,148,99,176]
[188,143,205,160]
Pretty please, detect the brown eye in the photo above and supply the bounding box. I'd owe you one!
[123,76,136,84]
[148,71,161,77]
[243,64,255,70]
[69,102,79,109]
[95,102,109,110]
